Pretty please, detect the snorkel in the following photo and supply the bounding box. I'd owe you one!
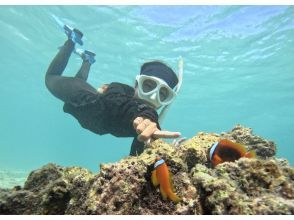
[158,57,183,124]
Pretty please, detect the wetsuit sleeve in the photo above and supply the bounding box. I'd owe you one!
[102,88,159,137]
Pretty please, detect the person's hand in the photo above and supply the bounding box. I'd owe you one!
[133,116,181,143]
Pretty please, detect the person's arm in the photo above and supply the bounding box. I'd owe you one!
[132,116,180,142]
[102,83,181,141]
[129,116,181,156]
[63,82,180,140]
[101,85,159,137]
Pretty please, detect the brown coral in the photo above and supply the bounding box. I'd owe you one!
[0,125,293,214]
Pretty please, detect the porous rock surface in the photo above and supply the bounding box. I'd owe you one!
[0,125,293,214]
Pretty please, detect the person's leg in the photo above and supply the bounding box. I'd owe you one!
[45,39,97,104]
[74,50,96,81]
[75,61,91,81]
[45,39,74,78]
[45,39,77,102]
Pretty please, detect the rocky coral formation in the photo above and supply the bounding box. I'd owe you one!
[220,125,276,158]
[0,125,293,214]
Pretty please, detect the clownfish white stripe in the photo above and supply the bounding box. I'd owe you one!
[209,142,219,161]
[154,159,165,169]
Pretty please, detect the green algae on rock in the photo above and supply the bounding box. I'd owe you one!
[0,125,293,214]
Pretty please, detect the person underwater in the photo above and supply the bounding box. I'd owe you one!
[46,17,184,157]
[151,157,181,203]
[208,139,256,168]
[130,58,184,155]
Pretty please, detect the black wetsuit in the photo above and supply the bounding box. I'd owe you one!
[45,40,159,156]
[63,82,159,156]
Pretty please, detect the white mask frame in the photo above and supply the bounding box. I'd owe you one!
[136,75,177,108]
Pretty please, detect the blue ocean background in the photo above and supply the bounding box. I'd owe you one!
[0,6,293,187]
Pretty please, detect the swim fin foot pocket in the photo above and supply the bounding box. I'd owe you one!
[75,49,96,64]
[64,24,83,46]
[83,50,96,64]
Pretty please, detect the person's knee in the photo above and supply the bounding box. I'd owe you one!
[45,75,57,94]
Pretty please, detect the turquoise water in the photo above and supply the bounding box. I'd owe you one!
[0,6,293,183]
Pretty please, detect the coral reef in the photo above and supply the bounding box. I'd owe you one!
[220,125,276,158]
[0,125,293,214]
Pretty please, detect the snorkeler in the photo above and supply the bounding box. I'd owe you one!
[45,24,183,156]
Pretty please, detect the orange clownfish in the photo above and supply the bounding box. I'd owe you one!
[209,139,256,167]
[151,157,181,203]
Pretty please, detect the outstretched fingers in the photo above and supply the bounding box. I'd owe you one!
[132,116,181,143]
[152,130,181,139]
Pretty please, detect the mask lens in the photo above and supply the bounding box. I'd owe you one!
[142,79,157,93]
[159,86,170,102]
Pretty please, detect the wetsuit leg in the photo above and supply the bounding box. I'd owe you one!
[45,40,97,104]
[46,39,74,78]
[75,61,91,82]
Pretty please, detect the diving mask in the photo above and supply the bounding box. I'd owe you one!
[136,75,176,109]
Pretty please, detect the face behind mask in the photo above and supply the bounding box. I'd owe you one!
[136,58,184,124]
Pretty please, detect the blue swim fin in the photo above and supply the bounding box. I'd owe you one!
[64,25,83,46]
[51,14,83,46]
[74,48,96,64]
